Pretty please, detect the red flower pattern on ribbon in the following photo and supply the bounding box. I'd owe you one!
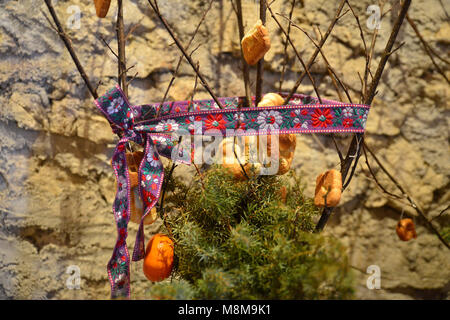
[311,108,333,128]
[343,118,353,128]
[205,114,226,130]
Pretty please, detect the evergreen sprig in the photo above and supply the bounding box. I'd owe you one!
[148,166,355,299]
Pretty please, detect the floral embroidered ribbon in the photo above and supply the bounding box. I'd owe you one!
[94,84,370,299]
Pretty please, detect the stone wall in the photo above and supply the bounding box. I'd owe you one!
[0,0,448,299]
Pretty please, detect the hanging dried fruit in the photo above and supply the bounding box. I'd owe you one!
[143,234,174,282]
[241,19,271,65]
[314,169,342,207]
[219,93,296,180]
[114,151,158,225]
[94,0,111,18]
[257,93,296,176]
[396,218,417,241]
[219,138,261,180]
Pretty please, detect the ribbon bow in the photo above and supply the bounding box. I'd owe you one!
[95,84,370,299]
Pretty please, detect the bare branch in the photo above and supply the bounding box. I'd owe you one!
[116,0,128,97]
[431,205,450,222]
[315,0,412,232]
[125,18,144,41]
[266,1,322,104]
[362,143,402,199]
[364,142,449,249]
[277,14,353,103]
[345,0,369,103]
[234,0,252,107]
[43,0,98,99]
[140,0,213,120]
[284,0,347,104]
[255,0,267,106]
[278,0,296,93]
[406,14,450,84]
[146,0,224,109]
[99,36,119,60]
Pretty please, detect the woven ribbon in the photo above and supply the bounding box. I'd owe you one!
[94,84,370,298]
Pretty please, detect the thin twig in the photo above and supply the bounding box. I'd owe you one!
[365,0,411,106]
[312,27,345,103]
[99,36,119,60]
[125,18,144,41]
[366,0,383,91]
[331,135,344,164]
[116,0,128,97]
[191,62,200,102]
[255,0,267,106]
[276,8,352,171]
[159,60,202,219]
[234,0,252,107]
[152,0,213,119]
[43,0,98,99]
[364,142,449,249]
[315,0,412,232]
[278,0,296,93]
[328,67,345,102]
[362,143,401,199]
[277,14,353,103]
[431,205,450,222]
[266,1,322,104]
[345,0,369,103]
[146,0,224,109]
[406,14,450,84]
[387,41,405,57]
[284,0,347,104]
[127,72,139,86]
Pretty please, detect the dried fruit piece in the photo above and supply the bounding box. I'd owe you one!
[219,138,261,180]
[314,169,342,207]
[396,218,417,241]
[94,0,111,18]
[241,19,271,65]
[114,151,158,225]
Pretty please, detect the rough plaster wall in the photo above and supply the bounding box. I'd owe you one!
[0,0,448,299]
